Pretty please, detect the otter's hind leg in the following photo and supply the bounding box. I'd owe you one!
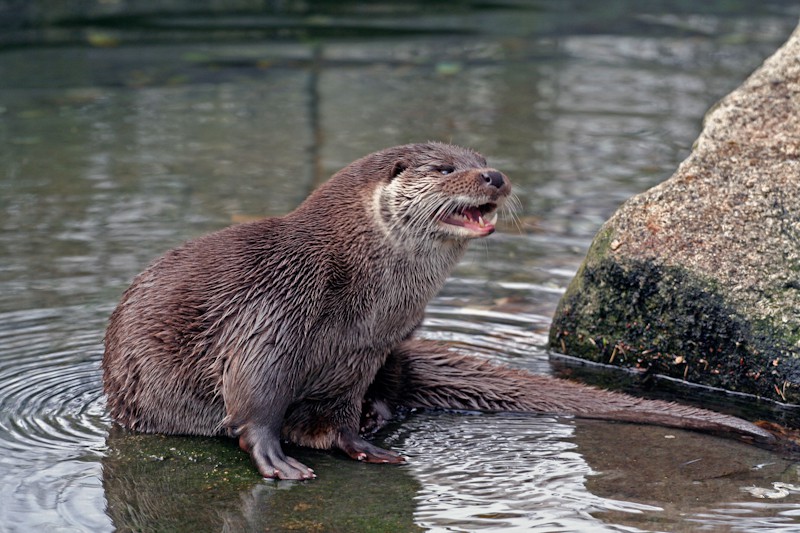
[284,396,405,464]
[337,428,404,464]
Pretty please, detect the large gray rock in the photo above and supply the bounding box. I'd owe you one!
[549,24,800,404]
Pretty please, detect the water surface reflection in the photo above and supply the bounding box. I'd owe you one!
[2,2,800,531]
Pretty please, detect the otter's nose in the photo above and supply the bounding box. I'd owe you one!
[480,170,505,189]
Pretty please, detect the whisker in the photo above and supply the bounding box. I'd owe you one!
[501,193,524,235]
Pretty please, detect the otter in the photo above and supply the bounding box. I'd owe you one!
[103,142,773,480]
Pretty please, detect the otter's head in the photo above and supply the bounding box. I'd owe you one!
[367,142,512,244]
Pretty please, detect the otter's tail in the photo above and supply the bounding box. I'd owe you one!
[370,339,774,443]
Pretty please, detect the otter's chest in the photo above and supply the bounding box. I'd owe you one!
[365,259,447,333]
[312,261,440,353]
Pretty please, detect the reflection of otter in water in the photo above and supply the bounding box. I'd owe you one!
[103,142,772,480]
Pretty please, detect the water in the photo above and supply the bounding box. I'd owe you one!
[2,1,800,531]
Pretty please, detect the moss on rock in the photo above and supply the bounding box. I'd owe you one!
[550,256,800,403]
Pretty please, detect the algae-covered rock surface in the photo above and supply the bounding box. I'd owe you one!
[549,23,800,405]
[101,427,423,533]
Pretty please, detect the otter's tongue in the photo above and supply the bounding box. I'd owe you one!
[442,206,495,235]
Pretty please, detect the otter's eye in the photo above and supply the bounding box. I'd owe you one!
[437,165,456,175]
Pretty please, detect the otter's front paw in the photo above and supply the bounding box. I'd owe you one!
[237,425,316,480]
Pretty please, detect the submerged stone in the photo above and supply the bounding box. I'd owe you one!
[549,23,800,405]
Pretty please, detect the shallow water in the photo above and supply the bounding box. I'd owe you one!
[2,1,800,531]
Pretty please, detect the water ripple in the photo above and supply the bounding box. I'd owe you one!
[0,307,109,462]
[1,459,111,532]
[424,302,552,372]
[396,413,659,532]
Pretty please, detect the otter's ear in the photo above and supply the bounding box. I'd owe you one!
[390,161,407,179]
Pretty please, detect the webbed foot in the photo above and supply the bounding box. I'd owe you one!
[238,426,316,480]
[338,430,405,464]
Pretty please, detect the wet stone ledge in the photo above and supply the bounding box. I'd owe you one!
[549,22,800,405]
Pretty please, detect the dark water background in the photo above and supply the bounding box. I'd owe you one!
[2,1,800,531]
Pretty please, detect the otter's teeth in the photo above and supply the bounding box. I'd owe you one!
[438,205,497,235]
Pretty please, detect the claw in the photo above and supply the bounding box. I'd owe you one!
[338,430,406,464]
[238,428,316,480]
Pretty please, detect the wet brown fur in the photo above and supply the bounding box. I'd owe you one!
[103,142,772,480]
[365,339,774,440]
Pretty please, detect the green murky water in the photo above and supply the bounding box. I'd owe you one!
[2,2,800,531]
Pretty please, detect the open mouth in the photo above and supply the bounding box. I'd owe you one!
[439,202,499,236]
